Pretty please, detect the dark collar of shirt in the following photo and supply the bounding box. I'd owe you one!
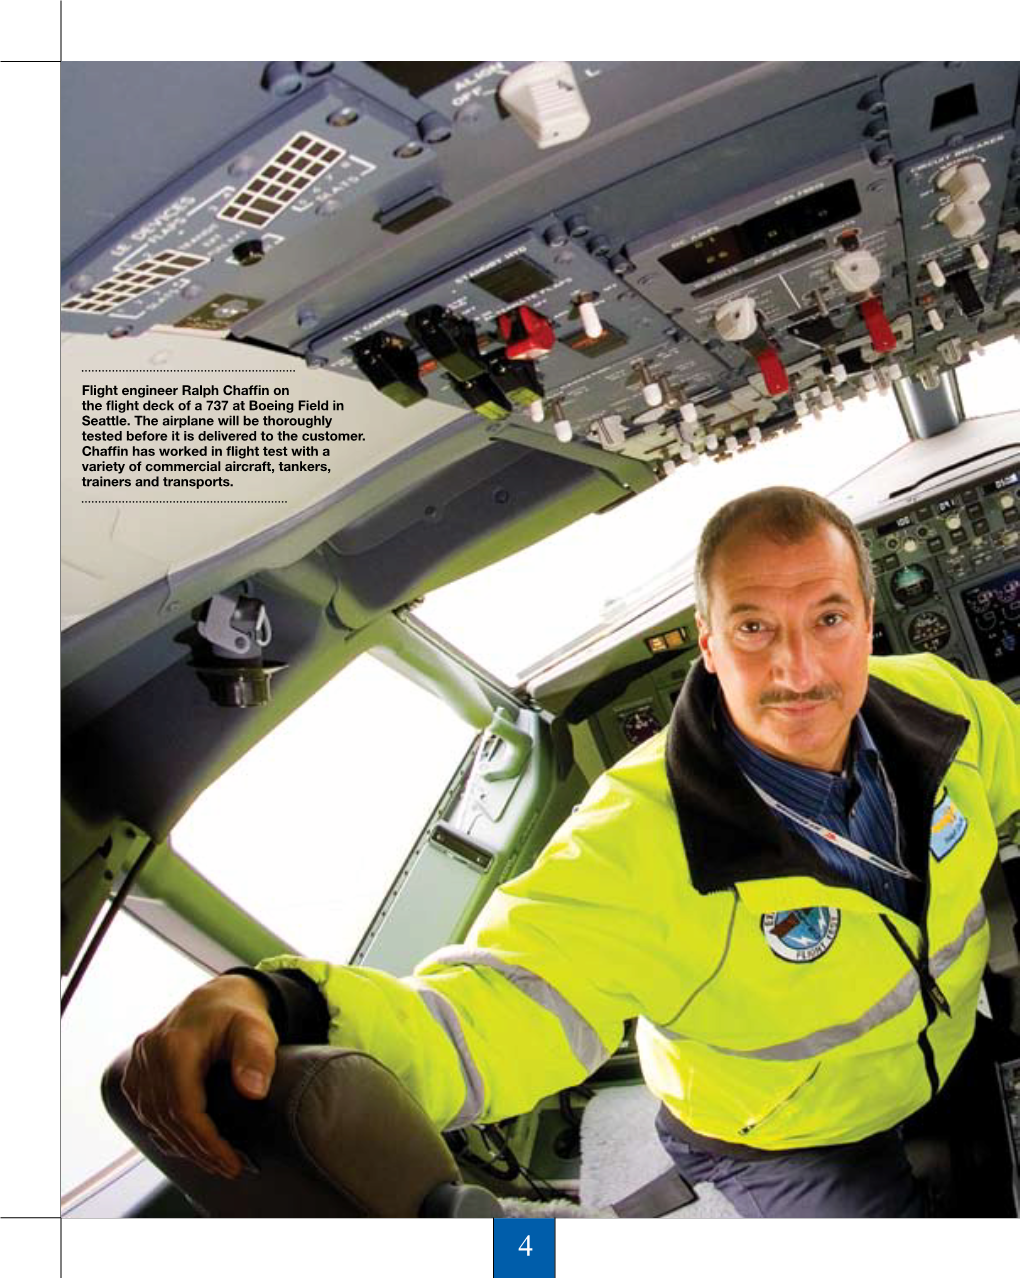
[717,696,880,823]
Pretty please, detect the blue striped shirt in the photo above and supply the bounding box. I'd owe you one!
[719,699,911,916]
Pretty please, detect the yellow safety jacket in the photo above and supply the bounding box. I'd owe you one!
[259,654,1020,1151]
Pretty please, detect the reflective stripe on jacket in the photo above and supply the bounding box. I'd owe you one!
[259,654,1020,1149]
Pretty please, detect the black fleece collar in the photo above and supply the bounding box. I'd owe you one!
[664,658,970,899]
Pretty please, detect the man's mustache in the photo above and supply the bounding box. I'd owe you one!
[759,685,840,706]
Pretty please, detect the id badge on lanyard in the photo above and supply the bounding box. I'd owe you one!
[742,774,919,883]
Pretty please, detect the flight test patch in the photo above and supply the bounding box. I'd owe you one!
[762,907,841,962]
[930,790,968,861]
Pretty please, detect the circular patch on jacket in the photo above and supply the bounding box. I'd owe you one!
[761,907,841,962]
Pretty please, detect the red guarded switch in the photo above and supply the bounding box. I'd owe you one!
[859,296,898,354]
[754,345,790,396]
[497,306,556,360]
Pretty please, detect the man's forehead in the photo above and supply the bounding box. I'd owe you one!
[711,526,861,599]
[725,589,856,617]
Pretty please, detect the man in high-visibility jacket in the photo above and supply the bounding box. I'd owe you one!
[122,486,1020,1216]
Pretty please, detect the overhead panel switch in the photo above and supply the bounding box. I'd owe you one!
[937,161,991,204]
[831,248,882,295]
[454,373,513,422]
[713,296,790,397]
[405,305,487,382]
[349,332,427,408]
[497,306,555,360]
[830,246,897,354]
[498,62,592,150]
[858,296,898,353]
[936,161,991,241]
[484,352,544,409]
[714,296,758,343]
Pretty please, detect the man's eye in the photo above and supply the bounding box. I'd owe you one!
[819,613,846,627]
[737,620,768,634]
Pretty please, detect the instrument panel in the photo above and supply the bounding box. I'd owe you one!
[860,465,1020,688]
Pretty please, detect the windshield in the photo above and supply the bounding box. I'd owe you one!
[416,395,911,684]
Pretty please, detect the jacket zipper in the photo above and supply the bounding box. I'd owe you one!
[738,1064,820,1137]
[880,903,949,1103]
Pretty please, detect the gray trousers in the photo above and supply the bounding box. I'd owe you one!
[655,1114,926,1218]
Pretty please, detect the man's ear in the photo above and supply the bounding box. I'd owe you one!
[866,598,875,655]
[696,611,716,673]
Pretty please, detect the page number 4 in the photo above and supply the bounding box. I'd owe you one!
[519,1236,533,1257]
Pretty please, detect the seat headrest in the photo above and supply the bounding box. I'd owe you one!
[102,1043,499,1217]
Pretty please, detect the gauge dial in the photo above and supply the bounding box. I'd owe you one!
[618,706,662,746]
[907,610,951,652]
[890,563,934,605]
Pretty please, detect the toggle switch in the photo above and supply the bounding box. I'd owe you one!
[926,260,946,289]
[754,347,790,396]
[574,293,603,340]
[970,243,989,272]
[629,360,663,407]
[859,296,898,353]
[497,306,555,360]
[551,402,573,442]
[349,332,428,407]
[926,307,945,332]
[679,399,699,425]
[714,297,788,396]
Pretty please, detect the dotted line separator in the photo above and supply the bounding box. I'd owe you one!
[81,500,290,504]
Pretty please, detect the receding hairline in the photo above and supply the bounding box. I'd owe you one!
[694,487,875,623]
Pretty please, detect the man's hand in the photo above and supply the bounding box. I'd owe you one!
[121,974,279,1178]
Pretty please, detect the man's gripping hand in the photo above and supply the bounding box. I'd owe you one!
[120,974,279,1178]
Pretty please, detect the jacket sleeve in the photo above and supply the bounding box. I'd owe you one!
[257,740,685,1130]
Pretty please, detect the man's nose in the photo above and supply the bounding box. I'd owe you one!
[770,629,820,693]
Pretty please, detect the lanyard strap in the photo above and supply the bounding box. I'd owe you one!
[743,774,920,883]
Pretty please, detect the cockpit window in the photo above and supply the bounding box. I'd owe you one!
[61,912,205,1197]
[955,341,1020,420]
[416,399,910,684]
[170,654,478,960]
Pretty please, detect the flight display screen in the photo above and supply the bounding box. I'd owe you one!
[659,179,862,286]
[960,569,1020,684]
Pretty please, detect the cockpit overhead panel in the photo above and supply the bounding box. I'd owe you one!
[61,62,1020,477]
